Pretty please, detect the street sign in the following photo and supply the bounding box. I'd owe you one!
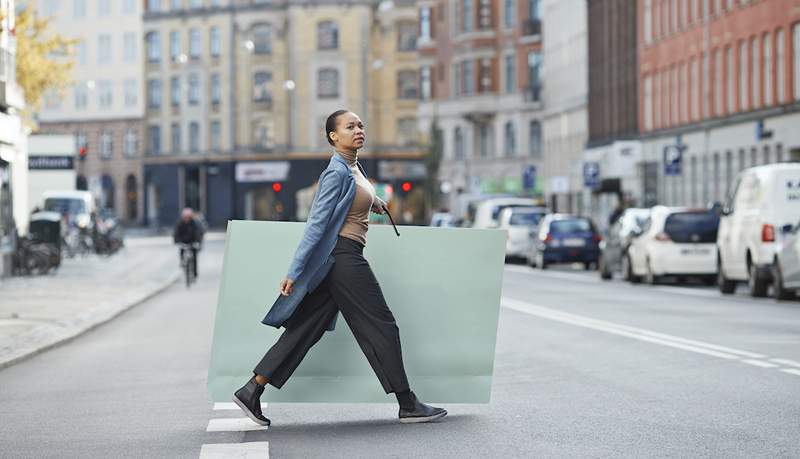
[663,145,683,176]
[583,162,600,188]
[522,165,537,190]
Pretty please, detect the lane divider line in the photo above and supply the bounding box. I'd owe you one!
[741,359,780,368]
[769,358,800,369]
[780,369,800,377]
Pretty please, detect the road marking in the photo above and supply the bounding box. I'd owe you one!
[199,442,269,458]
[780,369,800,377]
[769,358,800,369]
[207,418,269,432]
[504,265,600,283]
[653,286,722,298]
[741,359,780,368]
[214,402,268,411]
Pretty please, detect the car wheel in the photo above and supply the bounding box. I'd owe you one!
[623,255,640,284]
[599,257,612,280]
[717,256,736,294]
[773,260,796,301]
[748,262,768,298]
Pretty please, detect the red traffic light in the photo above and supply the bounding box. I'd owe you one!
[401,182,412,193]
[79,146,87,158]
[272,182,282,193]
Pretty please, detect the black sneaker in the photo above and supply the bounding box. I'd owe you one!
[398,392,447,424]
[233,377,271,427]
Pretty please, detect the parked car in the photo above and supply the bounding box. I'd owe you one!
[528,214,601,269]
[625,206,719,285]
[773,218,800,300]
[430,212,456,227]
[598,208,651,280]
[717,163,800,296]
[472,198,542,229]
[498,207,547,260]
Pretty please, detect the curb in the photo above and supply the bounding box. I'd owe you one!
[0,270,181,371]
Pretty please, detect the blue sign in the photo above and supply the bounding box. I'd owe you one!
[583,162,600,188]
[522,165,537,190]
[663,145,683,176]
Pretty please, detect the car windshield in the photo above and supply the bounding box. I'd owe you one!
[492,204,535,220]
[44,198,86,215]
[551,219,592,233]
[664,212,719,243]
[510,212,543,226]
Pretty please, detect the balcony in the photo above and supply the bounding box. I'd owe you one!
[524,83,542,103]
[521,19,542,37]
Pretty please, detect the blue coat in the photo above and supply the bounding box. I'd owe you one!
[262,153,367,332]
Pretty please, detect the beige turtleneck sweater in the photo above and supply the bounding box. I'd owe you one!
[336,150,375,246]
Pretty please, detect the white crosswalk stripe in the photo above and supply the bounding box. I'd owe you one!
[213,402,268,411]
[199,441,269,458]
[207,417,269,432]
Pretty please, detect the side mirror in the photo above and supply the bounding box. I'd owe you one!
[782,224,794,235]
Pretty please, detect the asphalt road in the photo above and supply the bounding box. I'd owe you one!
[0,242,798,458]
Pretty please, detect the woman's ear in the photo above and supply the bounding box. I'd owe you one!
[329,131,337,144]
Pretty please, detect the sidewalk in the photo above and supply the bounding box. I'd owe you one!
[0,234,196,369]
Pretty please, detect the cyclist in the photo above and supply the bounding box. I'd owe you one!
[173,207,204,279]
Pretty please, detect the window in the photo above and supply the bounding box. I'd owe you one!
[148,126,161,155]
[725,150,733,192]
[170,76,180,106]
[420,7,432,41]
[42,0,59,15]
[504,0,515,28]
[98,80,112,108]
[188,73,200,105]
[189,122,200,153]
[123,33,137,63]
[739,41,748,110]
[527,51,542,88]
[453,62,462,97]
[461,61,474,95]
[713,152,720,201]
[479,124,489,157]
[763,145,771,165]
[210,121,221,151]
[644,0,653,44]
[123,0,136,14]
[794,24,800,101]
[211,74,221,104]
[190,0,202,9]
[146,0,161,12]
[462,0,473,33]
[317,21,338,50]
[147,79,162,108]
[726,46,735,113]
[398,22,417,51]
[253,24,271,54]
[691,58,699,118]
[253,72,272,103]
[210,27,221,57]
[644,75,654,130]
[99,0,111,15]
[654,73,661,128]
[317,68,339,98]
[397,118,418,146]
[124,79,137,107]
[74,0,87,18]
[170,31,181,61]
[751,37,760,108]
[100,130,113,159]
[714,50,723,115]
[738,149,745,172]
[764,33,772,106]
[680,62,688,121]
[420,66,432,100]
[398,70,419,99]
[43,90,61,110]
[504,54,516,93]
[124,129,138,156]
[504,122,516,157]
[146,32,161,63]
[671,65,678,124]
[75,84,88,109]
[454,127,465,159]
[776,29,785,103]
[189,29,201,59]
[252,120,270,149]
[171,122,181,153]
[172,0,182,9]
[98,35,112,64]
[528,0,541,20]
[529,120,541,156]
[76,41,87,65]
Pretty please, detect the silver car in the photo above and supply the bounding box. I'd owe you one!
[498,207,547,261]
[774,219,800,300]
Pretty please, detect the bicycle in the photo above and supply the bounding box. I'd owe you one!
[179,242,200,287]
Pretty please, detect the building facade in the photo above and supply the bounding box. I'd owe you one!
[417,0,545,219]
[638,0,800,209]
[34,0,145,224]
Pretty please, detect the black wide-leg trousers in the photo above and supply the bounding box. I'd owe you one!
[254,236,411,394]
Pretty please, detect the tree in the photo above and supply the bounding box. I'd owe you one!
[14,6,77,127]
[423,118,443,218]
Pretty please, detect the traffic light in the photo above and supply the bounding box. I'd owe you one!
[401,181,412,193]
[272,182,282,193]
[79,146,88,160]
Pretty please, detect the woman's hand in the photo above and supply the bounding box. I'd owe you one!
[372,198,387,215]
[279,278,295,296]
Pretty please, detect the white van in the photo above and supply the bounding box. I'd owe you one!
[472,198,542,229]
[717,163,800,296]
[41,190,96,229]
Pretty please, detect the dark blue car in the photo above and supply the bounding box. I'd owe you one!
[529,214,601,270]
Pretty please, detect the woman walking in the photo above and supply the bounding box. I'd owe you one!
[233,110,447,426]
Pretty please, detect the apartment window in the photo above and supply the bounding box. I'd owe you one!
[453,62,462,97]
[776,29,785,103]
[529,0,541,20]
[654,0,661,37]
[43,90,61,110]
[738,149,745,172]
[725,150,733,193]
[253,72,272,103]
[146,32,161,63]
[123,0,136,14]
[148,126,161,155]
[713,152,721,201]
[644,0,653,44]
[98,35,112,64]
[504,122,516,157]
[171,122,181,153]
[190,0,202,9]
[147,79,162,108]
[210,27,221,57]
[462,61,474,95]
[702,51,710,118]
[764,32,772,106]
[739,41,748,109]
[170,31,181,61]
[654,73,661,128]
[726,46,735,113]
[527,51,542,88]
[462,0,473,33]
[189,122,200,153]
[211,74,221,104]
[253,24,271,54]
[504,54,516,93]
[714,49,723,115]
[479,58,491,93]
[74,0,87,18]
[398,70,419,99]
[454,127,465,159]
[479,124,489,158]
[252,119,270,149]
[691,59,699,119]
[751,147,758,167]
[529,120,541,156]
[99,0,111,15]
[794,24,800,100]
[75,84,88,109]
[398,22,418,51]
[420,7,432,41]
[680,62,688,121]
[671,0,678,32]
[751,37,760,108]
[146,0,162,12]
[644,75,654,130]
[170,76,180,106]
[671,65,678,124]
[317,21,338,50]
[98,80,112,108]
[42,0,59,15]
[763,145,771,165]
[397,118,418,146]
[504,0,515,28]
[189,29,201,59]
[100,130,113,159]
[702,155,709,203]
[317,68,339,98]
[124,79,137,107]
[123,33,137,63]
[210,121,221,151]
[188,73,200,105]
[124,129,138,156]
[76,41,87,66]
[420,66,432,100]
